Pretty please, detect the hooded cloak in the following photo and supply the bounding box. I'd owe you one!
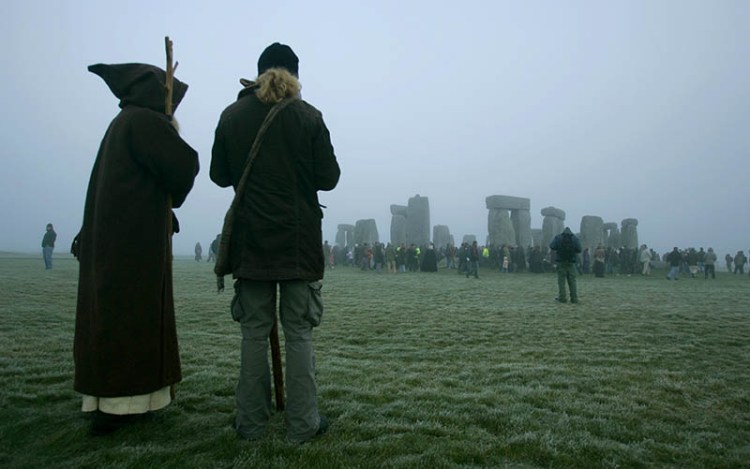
[74,63,199,397]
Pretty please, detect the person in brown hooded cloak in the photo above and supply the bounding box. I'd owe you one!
[74,63,199,435]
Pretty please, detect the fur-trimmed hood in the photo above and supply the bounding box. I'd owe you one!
[237,68,301,104]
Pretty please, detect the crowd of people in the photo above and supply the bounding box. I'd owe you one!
[320,239,750,281]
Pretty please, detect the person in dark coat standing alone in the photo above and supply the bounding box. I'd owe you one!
[41,223,57,269]
[73,63,199,435]
[549,227,582,303]
[211,43,340,443]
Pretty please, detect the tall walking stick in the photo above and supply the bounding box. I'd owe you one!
[164,36,178,400]
[270,315,285,410]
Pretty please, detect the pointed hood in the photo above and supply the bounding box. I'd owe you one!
[88,63,188,113]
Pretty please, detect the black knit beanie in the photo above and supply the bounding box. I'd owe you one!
[257,43,299,76]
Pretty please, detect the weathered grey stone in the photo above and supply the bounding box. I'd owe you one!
[487,209,516,247]
[390,204,408,216]
[620,218,639,249]
[541,206,566,220]
[462,234,476,245]
[601,222,617,249]
[354,219,379,246]
[433,225,451,249]
[531,229,543,248]
[541,207,565,247]
[406,195,430,246]
[390,215,407,245]
[512,209,532,248]
[336,224,355,248]
[606,226,621,248]
[485,195,530,211]
[579,215,604,252]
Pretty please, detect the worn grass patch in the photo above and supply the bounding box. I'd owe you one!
[1,255,749,467]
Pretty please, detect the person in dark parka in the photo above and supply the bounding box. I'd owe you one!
[211,43,340,443]
[549,227,582,303]
[74,63,199,435]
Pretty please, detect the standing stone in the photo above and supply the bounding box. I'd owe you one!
[541,206,565,248]
[433,225,451,249]
[531,229,543,248]
[336,224,354,248]
[486,195,531,247]
[462,234,476,245]
[389,205,408,245]
[390,215,407,245]
[354,219,379,246]
[620,218,639,249]
[406,195,430,246]
[512,209,531,248]
[601,222,618,249]
[487,209,516,247]
[579,215,604,253]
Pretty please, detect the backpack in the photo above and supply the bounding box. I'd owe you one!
[558,233,576,262]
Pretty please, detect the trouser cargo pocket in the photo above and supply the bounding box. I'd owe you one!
[230,280,243,322]
[304,281,324,327]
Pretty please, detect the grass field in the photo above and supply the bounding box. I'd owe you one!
[1,254,749,468]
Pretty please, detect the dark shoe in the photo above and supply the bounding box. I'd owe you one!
[316,415,329,436]
[294,415,329,444]
[555,297,567,303]
[571,299,579,304]
[90,411,142,436]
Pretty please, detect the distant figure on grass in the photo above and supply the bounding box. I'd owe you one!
[420,243,438,272]
[466,240,480,278]
[211,43,340,443]
[323,240,332,269]
[73,63,199,435]
[207,234,220,262]
[593,244,606,278]
[724,253,733,273]
[686,248,699,278]
[639,244,652,276]
[549,227,582,304]
[733,250,747,275]
[666,247,682,280]
[41,223,57,269]
[581,247,590,274]
[704,247,717,279]
[194,242,203,261]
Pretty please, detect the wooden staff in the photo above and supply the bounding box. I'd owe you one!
[270,316,285,410]
[164,36,177,117]
[165,36,177,401]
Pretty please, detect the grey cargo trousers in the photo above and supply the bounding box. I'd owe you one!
[232,279,323,442]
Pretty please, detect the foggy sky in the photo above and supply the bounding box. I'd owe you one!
[2,0,749,258]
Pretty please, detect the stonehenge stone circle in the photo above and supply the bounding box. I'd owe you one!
[390,205,408,246]
[336,224,354,248]
[433,225,451,249]
[620,218,639,249]
[353,219,379,246]
[579,215,604,252]
[531,229,543,247]
[486,195,531,247]
[541,206,565,248]
[462,234,477,245]
[406,195,430,246]
[601,222,619,248]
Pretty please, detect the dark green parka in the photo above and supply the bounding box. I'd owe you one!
[210,82,340,281]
